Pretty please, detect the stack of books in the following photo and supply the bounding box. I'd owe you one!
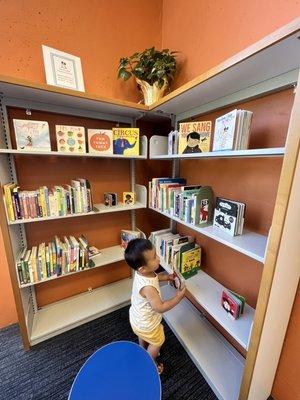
[221,289,246,320]
[3,178,93,221]
[149,177,213,226]
[150,229,201,279]
[212,109,253,151]
[213,197,246,236]
[16,235,98,285]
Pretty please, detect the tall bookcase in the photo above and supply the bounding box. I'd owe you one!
[0,18,300,400]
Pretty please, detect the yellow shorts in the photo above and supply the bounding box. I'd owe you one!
[131,323,165,347]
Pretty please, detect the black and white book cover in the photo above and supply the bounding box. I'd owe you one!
[213,197,239,236]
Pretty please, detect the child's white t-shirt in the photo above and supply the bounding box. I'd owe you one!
[129,272,162,332]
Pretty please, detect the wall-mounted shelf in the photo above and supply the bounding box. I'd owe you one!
[19,245,125,288]
[0,135,148,159]
[6,184,147,225]
[149,135,285,160]
[150,207,267,262]
[162,284,245,400]
[160,259,254,350]
[30,278,132,345]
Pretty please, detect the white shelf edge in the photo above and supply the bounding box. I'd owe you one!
[150,147,285,160]
[150,207,266,262]
[19,245,125,288]
[30,278,132,345]
[162,284,245,400]
[160,259,254,350]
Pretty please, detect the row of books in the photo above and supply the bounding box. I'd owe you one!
[221,289,246,320]
[16,235,101,285]
[167,109,253,155]
[149,177,245,237]
[13,119,140,156]
[149,177,213,225]
[3,179,93,222]
[150,229,201,279]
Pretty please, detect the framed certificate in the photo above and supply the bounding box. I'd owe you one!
[42,45,85,92]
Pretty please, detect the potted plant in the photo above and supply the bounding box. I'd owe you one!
[117,47,177,105]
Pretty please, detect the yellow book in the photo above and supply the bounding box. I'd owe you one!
[178,121,212,154]
[39,187,47,217]
[3,183,17,221]
[180,246,201,278]
[31,246,38,283]
[112,128,139,156]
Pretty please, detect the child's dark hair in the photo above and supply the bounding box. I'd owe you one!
[124,238,153,270]
[187,131,200,140]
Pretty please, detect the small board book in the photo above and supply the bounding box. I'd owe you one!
[87,129,113,155]
[123,192,135,205]
[56,125,86,153]
[171,270,185,290]
[13,119,51,151]
[178,121,212,154]
[112,127,139,156]
[121,229,141,249]
[213,197,245,236]
[221,289,246,320]
[104,192,118,206]
[180,244,201,279]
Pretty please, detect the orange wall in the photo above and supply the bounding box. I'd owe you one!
[162,0,300,89]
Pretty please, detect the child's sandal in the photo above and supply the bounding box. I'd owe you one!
[156,362,164,375]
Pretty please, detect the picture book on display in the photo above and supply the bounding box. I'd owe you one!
[221,289,246,320]
[112,127,139,156]
[56,125,86,153]
[213,197,245,237]
[13,119,51,151]
[123,192,135,205]
[121,229,142,249]
[212,109,253,151]
[178,121,212,154]
[87,129,113,155]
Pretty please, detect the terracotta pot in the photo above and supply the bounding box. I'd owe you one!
[135,78,168,106]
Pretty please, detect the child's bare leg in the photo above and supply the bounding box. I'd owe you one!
[138,337,148,349]
[147,344,161,361]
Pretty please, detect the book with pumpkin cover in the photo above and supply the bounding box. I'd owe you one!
[178,121,212,154]
[87,129,113,155]
[112,128,139,156]
[179,244,201,279]
[56,125,86,153]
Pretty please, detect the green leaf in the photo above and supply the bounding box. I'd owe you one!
[118,68,132,81]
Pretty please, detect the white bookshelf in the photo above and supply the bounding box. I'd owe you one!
[19,245,125,288]
[0,134,148,159]
[150,207,267,262]
[161,284,245,400]
[30,278,132,345]
[149,135,285,160]
[160,259,254,350]
[6,184,147,225]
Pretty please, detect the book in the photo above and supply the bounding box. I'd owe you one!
[87,129,113,155]
[13,119,51,151]
[121,229,141,249]
[171,270,185,290]
[112,127,139,156]
[56,125,86,153]
[221,289,246,319]
[178,121,212,154]
[179,244,201,279]
[104,192,118,206]
[123,192,135,205]
[212,110,238,151]
[213,197,245,236]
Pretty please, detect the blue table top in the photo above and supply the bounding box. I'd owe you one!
[69,341,161,400]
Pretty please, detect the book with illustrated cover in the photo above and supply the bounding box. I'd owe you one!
[121,229,141,249]
[56,125,86,153]
[213,197,245,236]
[112,128,139,156]
[13,119,51,151]
[87,129,113,155]
[221,289,246,319]
[180,245,201,279]
[123,192,135,205]
[171,270,185,290]
[178,121,212,154]
[212,109,238,151]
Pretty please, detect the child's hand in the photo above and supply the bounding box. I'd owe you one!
[169,274,175,281]
[176,285,186,300]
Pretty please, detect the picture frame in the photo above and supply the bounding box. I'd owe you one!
[42,45,85,92]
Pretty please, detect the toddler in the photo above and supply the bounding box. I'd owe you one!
[124,238,186,374]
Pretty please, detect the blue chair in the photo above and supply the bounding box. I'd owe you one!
[69,341,161,400]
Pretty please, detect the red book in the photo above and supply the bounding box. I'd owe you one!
[221,290,239,319]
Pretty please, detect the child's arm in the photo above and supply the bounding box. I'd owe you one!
[158,273,174,282]
[140,285,186,313]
